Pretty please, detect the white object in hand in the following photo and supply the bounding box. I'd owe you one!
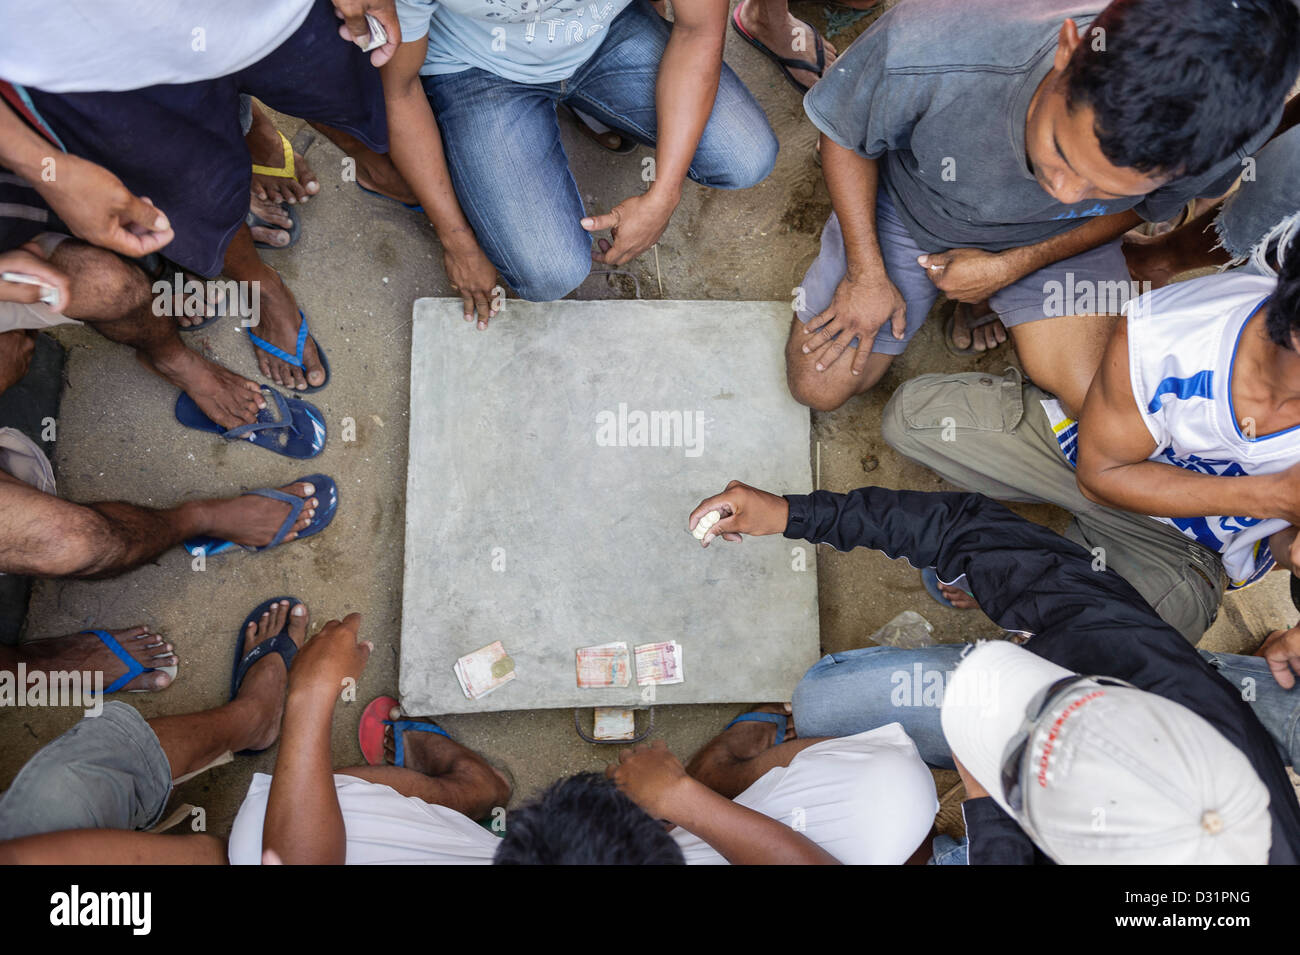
[693,509,722,540]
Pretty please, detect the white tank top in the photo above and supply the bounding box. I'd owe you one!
[1048,271,1289,589]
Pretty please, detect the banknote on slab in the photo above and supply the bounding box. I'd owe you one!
[634,640,684,686]
[454,641,516,700]
[576,642,632,688]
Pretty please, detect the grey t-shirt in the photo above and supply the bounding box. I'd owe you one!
[803,0,1274,252]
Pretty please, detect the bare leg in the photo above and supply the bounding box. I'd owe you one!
[785,315,894,412]
[310,123,419,206]
[47,241,264,429]
[338,709,510,819]
[1007,312,1120,418]
[0,470,320,578]
[221,227,325,390]
[247,102,320,205]
[0,329,35,397]
[685,703,828,799]
[150,600,308,776]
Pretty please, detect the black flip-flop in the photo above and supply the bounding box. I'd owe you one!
[229,596,302,754]
[942,301,1007,358]
[731,2,826,93]
[248,202,300,251]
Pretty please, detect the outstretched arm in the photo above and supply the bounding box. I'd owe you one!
[262,614,371,865]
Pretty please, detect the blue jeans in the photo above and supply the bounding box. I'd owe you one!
[792,644,1300,771]
[422,0,777,301]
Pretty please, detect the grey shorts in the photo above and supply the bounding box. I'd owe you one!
[0,233,79,333]
[795,189,1131,354]
[0,701,171,839]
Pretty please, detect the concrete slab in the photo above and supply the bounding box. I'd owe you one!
[400,298,819,713]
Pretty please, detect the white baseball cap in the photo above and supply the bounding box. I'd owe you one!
[940,641,1272,864]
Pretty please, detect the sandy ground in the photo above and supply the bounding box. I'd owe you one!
[2,0,1294,842]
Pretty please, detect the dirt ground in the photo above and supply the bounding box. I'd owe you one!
[2,0,1294,841]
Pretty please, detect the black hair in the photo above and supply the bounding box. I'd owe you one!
[1064,0,1300,178]
[492,773,686,865]
[1266,238,1300,350]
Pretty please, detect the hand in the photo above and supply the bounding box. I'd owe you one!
[333,0,400,66]
[801,272,906,375]
[918,248,1018,303]
[0,330,36,395]
[582,189,679,267]
[442,236,501,329]
[0,244,70,312]
[688,480,790,546]
[34,153,173,257]
[605,739,691,821]
[952,753,990,799]
[1256,627,1300,689]
[286,613,371,699]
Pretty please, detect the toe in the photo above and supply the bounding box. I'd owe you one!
[287,603,309,644]
[132,670,173,691]
[251,226,290,247]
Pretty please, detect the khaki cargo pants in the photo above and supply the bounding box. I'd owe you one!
[882,371,1225,644]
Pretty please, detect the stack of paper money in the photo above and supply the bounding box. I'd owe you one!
[454,641,516,700]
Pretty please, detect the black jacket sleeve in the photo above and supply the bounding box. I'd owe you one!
[962,797,1046,865]
[784,486,1300,864]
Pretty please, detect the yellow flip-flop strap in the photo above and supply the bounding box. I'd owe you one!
[250,130,297,180]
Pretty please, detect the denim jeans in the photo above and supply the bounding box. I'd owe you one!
[1215,125,1300,266]
[792,643,1300,771]
[422,0,777,301]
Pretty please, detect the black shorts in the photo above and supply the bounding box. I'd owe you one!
[14,0,387,276]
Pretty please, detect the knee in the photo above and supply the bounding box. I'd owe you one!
[454,756,512,818]
[700,126,778,190]
[508,247,591,303]
[786,361,862,413]
[50,242,151,317]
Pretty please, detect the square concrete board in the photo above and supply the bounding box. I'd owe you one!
[400,298,818,714]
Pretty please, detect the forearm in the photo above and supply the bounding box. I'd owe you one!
[0,830,227,865]
[664,779,838,864]
[381,74,479,252]
[0,99,58,185]
[1000,209,1141,281]
[1077,458,1282,521]
[821,138,886,279]
[263,688,346,864]
[649,18,725,202]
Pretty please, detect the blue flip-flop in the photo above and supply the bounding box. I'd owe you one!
[725,710,788,745]
[183,473,337,559]
[243,309,330,393]
[384,718,451,768]
[922,567,973,609]
[357,183,423,213]
[85,628,178,694]
[229,597,302,754]
[175,386,326,459]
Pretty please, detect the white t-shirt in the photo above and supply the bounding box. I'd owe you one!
[0,0,314,93]
[227,724,939,864]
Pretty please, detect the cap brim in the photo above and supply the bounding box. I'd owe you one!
[940,641,1076,815]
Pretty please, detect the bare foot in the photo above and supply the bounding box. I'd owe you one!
[250,272,325,390]
[138,342,265,429]
[199,481,320,548]
[949,301,1007,353]
[233,600,310,752]
[248,193,295,248]
[737,0,838,91]
[246,105,319,205]
[685,702,794,773]
[937,581,980,611]
[18,626,177,692]
[353,151,420,206]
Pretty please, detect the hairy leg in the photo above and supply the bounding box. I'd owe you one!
[785,316,894,412]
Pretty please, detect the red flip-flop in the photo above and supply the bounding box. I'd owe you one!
[359,695,399,766]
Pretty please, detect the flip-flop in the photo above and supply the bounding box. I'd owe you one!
[248,202,300,251]
[243,309,330,393]
[357,183,423,213]
[731,3,826,94]
[182,473,337,558]
[85,628,178,694]
[251,130,300,183]
[229,596,301,754]
[174,386,327,459]
[135,254,225,332]
[942,301,1007,358]
[725,710,788,745]
[359,696,451,767]
[921,567,974,609]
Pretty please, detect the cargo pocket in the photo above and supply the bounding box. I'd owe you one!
[895,372,1025,434]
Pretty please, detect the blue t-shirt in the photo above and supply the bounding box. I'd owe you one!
[396,0,633,84]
